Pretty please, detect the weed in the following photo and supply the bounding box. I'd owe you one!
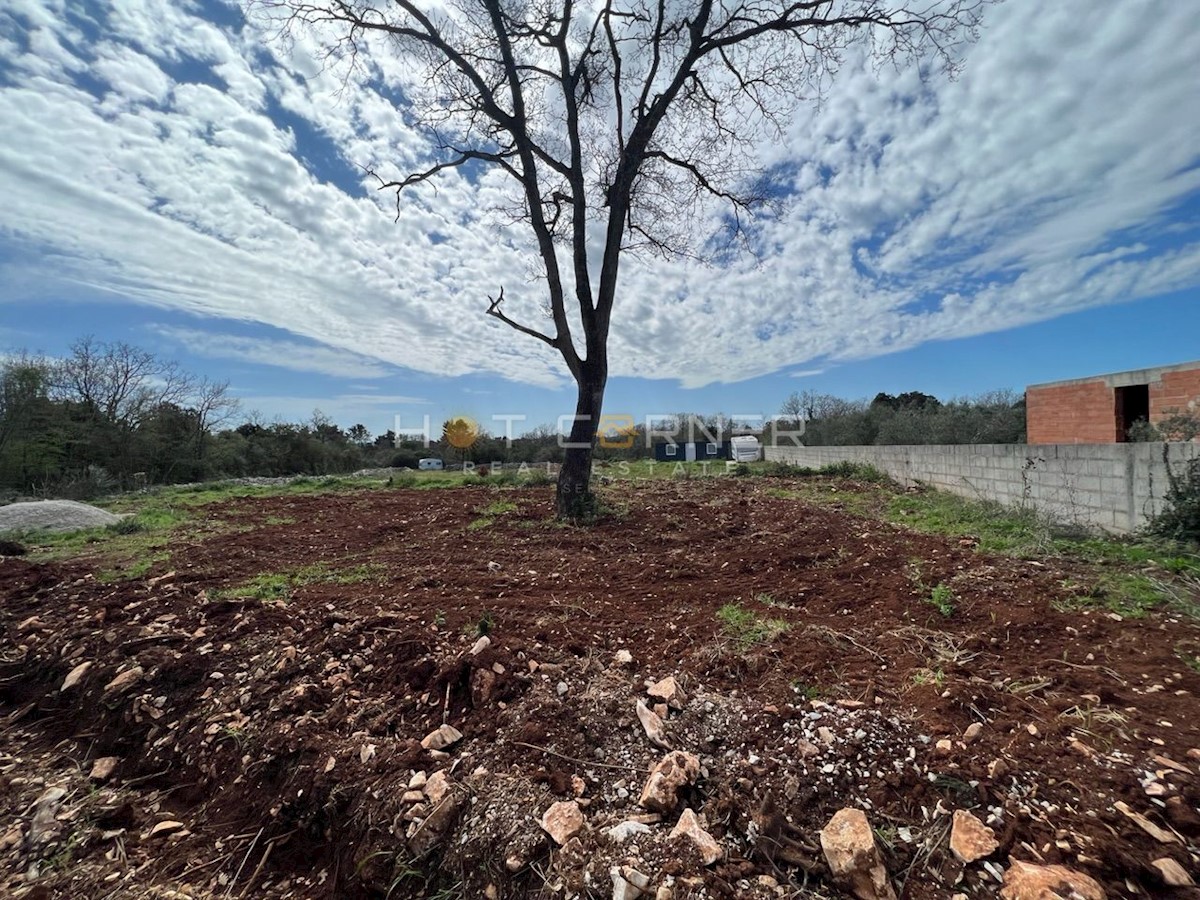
[1004,677,1053,696]
[910,667,945,688]
[717,603,789,652]
[755,591,789,609]
[476,611,495,636]
[790,680,822,700]
[927,583,956,617]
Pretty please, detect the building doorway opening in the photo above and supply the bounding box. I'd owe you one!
[1114,384,1149,441]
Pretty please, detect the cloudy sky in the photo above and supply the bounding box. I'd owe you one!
[1,0,1198,435]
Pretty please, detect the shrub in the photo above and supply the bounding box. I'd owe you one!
[1150,452,1200,544]
[819,461,890,483]
[520,468,555,487]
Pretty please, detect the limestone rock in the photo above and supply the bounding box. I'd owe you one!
[60,661,93,692]
[471,668,497,705]
[407,795,458,856]
[424,770,451,804]
[540,800,585,845]
[638,751,701,814]
[636,700,670,749]
[949,809,998,863]
[647,676,687,710]
[611,865,651,900]
[1151,857,1194,887]
[605,820,651,843]
[420,724,463,751]
[104,665,144,695]
[470,635,491,655]
[89,756,120,782]
[670,808,722,865]
[613,649,633,666]
[999,860,1105,900]
[1114,800,1178,844]
[819,808,897,900]
[963,722,984,743]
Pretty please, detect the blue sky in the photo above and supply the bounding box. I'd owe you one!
[1,0,1199,439]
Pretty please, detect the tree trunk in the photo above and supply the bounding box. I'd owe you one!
[556,365,606,519]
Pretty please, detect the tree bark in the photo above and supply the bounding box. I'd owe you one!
[557,362,607,518]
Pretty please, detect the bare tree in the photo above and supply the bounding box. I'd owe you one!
[54,337,194,430]
[256,0,985,516]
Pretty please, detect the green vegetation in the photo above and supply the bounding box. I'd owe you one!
[468,499,520,530]
[1149,452,1200,545]
[926,583,956,617]
[910,667,946,688]
[218,561,386,603]
[1051,572,1173,619]
[475,611,495,636]
[790,679,822,700]
[754,591,790,609]
[889,491,1050,554]
[717,602,790,652]
[778,388,1026,446]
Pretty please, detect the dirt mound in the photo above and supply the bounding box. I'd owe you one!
[1,480,1198,899]
[0,499,122,533]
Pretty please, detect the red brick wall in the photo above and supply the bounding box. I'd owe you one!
[1150,368,1200,425]
[1026,380,1119,444]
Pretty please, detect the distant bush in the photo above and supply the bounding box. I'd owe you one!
[759,461,798,478]
[390,450,423,469]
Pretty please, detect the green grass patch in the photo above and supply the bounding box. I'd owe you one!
[888,491,1051,555]
[1052,572,1172,619]
[217,561,386,603]
[717,602,790,652]
[467,499,519,530]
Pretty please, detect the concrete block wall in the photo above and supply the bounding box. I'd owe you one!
[764,442,1200,533]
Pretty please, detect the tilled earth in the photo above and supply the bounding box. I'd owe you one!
[1,477,1199,899]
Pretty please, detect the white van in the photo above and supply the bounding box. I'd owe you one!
[418,458,444,470]
[729,435,761,462]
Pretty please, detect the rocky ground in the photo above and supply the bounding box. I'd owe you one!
[1,477,1199,898]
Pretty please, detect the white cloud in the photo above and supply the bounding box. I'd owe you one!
[150,325,397,379]
[0,0,1197,391]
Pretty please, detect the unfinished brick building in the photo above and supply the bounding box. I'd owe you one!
[1026,360,1200,444]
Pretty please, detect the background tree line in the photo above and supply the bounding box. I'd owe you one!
[0,338,572,497]
[1,337,1029,498]
[777,389,1027,447]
